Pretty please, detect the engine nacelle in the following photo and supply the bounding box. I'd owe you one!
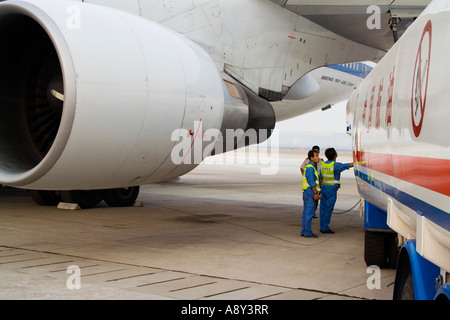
[215,74,276,154]
[0,0,225,190]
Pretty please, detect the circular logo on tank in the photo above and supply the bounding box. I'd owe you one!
[411,20,432,138]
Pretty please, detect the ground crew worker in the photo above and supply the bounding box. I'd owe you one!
[300,145,324,175]
[300,145,324,218]
[319,148,354,233]
[301,149,322,238]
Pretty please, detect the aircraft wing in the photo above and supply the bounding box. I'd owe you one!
[270,0,431,51]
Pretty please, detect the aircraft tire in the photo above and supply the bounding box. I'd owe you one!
[29,190,61,206]
[60,190,103,209]
[102,186,140,207]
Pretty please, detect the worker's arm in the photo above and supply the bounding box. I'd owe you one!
[306,167,320,200]
[311,186,320,200]
[300,158,308,175]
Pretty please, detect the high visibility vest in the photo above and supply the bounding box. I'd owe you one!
[302,164,320,192]
[321,161,340,186]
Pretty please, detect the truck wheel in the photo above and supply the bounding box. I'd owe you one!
[400,273,415,300]
[393,252,415,300]
[364,230,387,267]
[388,233,400,268]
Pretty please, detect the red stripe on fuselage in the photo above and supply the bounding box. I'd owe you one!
[356,151,450,197]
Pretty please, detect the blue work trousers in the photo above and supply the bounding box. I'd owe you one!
[319,186,337,232]
[301,190,318,236]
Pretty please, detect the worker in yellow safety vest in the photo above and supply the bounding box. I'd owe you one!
[300,149,322,238]
[319,148,354,234]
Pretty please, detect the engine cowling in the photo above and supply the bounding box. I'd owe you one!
[0,0,225,190]
[215,74,275,154]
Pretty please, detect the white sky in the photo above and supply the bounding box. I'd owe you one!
[275,100,348,134]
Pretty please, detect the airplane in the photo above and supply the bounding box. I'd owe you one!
[0,0,429,209]
[346,0,450,299]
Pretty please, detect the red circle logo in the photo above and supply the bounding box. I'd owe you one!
[411,20,432,138]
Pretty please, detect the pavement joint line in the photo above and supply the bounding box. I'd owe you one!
[0,253,27,258]
[136,277,188,287]
[21,260,75,269]
[0,244,373,300]
[169,281,217,292]
[0,257,47,264]
[106,272,162,282]
[82,268,129,277]
[202,286,251,298]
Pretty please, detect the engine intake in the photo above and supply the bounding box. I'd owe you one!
[0,0,224,189]
[0,14,63,172]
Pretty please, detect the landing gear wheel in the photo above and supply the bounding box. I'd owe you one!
[60,190,103,209]
[102,186,140,207]
[29,190,61,206]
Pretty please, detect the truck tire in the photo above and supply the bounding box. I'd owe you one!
[393,252,415,300]
[398,272,415,300]
[388,233,400,268]
[364,230,387,267]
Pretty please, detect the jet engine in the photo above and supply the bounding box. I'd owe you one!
[0,0,275,207]
[0,0,225,189]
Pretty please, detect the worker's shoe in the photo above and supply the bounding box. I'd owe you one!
[320,229,335,234]
[301,233,318,238]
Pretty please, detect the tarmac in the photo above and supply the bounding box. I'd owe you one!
[0,149,396,300]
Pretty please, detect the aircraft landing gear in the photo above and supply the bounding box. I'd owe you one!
[102,186,140,207]
[29,190,61,206]
[60,190,103,209]
[29,186,141,209]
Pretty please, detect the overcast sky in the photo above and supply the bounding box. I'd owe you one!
[275,100,348,134]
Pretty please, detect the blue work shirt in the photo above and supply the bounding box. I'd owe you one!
[322,160,350,192]
[304,161,322,196]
